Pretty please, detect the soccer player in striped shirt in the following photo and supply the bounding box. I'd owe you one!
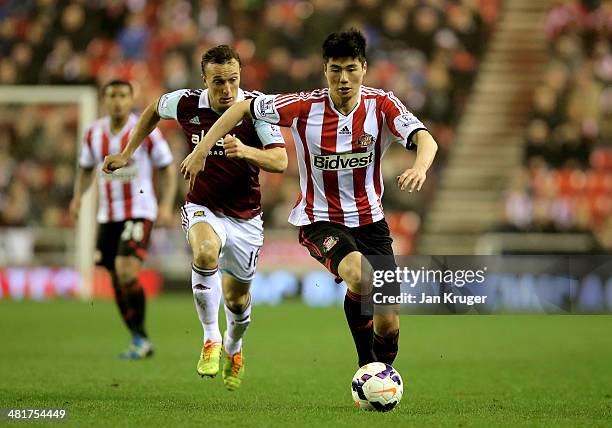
[69,80,177,359]
[103,46,287,390]
[181,30,439,367]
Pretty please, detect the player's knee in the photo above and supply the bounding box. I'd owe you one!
[116,265,139,287]
[224,288,249,313]
[374,314,399,338]
[338,251,371,294]
[338,254,364,291]
[115,257,140,287]
[343,266,363,291]
[193,240,220,269]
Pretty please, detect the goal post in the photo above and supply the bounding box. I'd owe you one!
[0,85,99,300]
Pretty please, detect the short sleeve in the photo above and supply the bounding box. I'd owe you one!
[78,127,95,168]
[250,93,301,127]
[380,92,427,150]
[254,120,285,149]
[157,90,188,120]
[148,128,173,167]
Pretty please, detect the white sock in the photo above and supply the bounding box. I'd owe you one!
[223,296,251,355]
[192,264,222,343]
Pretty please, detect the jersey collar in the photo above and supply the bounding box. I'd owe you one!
[199,88,245,111]
[326,86,362,118]
[105,113,136,137]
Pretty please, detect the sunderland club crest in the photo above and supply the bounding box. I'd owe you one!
[358,133,375,148]
[323,236,339,253]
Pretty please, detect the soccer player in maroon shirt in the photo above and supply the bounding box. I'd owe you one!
[182,30,438,368]
[103,46,287,390]
[70,80,177,359]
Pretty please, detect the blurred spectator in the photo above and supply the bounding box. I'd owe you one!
[117,12,150,60]
[502,170,534,231]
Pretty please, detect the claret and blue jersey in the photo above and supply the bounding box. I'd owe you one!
[158,88,285,220]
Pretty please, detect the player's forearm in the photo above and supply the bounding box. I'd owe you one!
[122,100,161,158]
[194,100,252,156]
[242,147,288,173]
[73,168,94,198]
[411,130,438,171]
[158,162,177,209]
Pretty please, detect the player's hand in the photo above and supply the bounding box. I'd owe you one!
[102,153,129,174]
[397,165,427,192]
[223,134,250,159]
[69,197,81,222]
[180,149,206,191]
[156,204,173,227]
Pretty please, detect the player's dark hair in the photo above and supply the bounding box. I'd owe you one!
[322,28,367,64]
[101,79,133,96]
[201,45,241,75]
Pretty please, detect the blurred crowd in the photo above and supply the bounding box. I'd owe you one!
[0,104,79,228]
[501,0,612,246]
[0,0,497,254]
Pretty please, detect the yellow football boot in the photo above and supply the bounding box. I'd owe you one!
[196,340,222,378]
[222,350,245,391]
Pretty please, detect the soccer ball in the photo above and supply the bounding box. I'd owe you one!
[351,362,403,412]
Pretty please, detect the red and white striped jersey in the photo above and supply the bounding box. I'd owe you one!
[250,86,428,227]
[78,114,173,223]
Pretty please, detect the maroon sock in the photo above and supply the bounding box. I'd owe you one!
[373,331,399,365]
[344,289,375,367]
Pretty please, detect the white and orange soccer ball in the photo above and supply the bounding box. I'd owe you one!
[351,362,404,412]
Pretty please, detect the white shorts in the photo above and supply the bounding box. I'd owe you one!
[180,202,264,282]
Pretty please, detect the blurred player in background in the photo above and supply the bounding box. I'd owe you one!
[181,30,438,367]
[103,46,287,390]
[69,80,177,359]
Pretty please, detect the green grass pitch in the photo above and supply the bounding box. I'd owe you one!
[1,295,611,427]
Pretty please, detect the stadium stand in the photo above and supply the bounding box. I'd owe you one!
[496,0,611,252]
[0,0,498,262]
